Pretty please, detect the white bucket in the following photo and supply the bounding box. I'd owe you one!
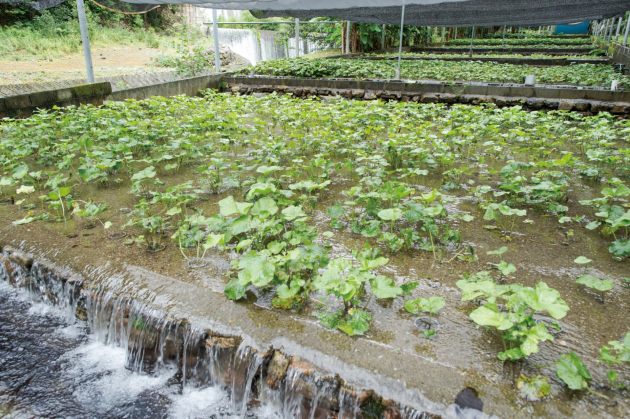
[611,80,619,91]
[524,75,536,86]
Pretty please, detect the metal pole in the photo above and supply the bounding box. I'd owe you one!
[624,15,630,46]
[212,9,221,72]
[76,0,94,84]
[469,25,475,57]
[538,26,541,34]
[502,25,506,47]
[549,25,553,35]
[382,24,386,49]
[616,16,623,40]
[346,21,351,54]
[396,4,405,79]
[295,18,300,57]
[454,27,457,39]
[608,18,615,41]
[441,27,445,42]
[427,27,430,44]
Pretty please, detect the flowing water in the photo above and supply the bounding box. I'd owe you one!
[0,256,433,419]
[0,280,237,419]
[214,29,327,65]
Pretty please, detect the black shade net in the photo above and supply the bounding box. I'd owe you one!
[253,0,630,27]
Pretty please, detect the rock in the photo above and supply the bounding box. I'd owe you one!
[454,387,483,411]
[266,351,290,390]
[494,96,509,107]
[205,45,236,66]
[591,101,613,113]
[526,97,544,110]
[421,93,439,103]
[611,102,630,114]
[351,89,365,98]
[557,100,574,111]
[363,91,377,100]
[438,93,458,103]
[574,100,591,111]
[8,249,32,270]
[411,95,421,102]
[287,356,340,412]
[543,99,559,110]
[0,255,14,278]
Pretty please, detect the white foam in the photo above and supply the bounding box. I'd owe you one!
[168,386,228,419]
[63,340,170,414]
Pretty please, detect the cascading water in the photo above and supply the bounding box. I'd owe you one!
[0,247,436,419]
[214,29,327,65]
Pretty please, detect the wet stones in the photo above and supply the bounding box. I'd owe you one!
[4,246,32,270]
[266,350,289,390]
[0,255,13,279]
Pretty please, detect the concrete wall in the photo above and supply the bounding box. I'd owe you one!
[0,82,112,119]
[0,75,224,119]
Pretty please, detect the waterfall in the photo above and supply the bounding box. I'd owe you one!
[214,28,327,65]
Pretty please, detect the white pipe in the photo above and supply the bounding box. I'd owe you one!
[212,9,220,72]
[295,18,300,57]
[538,26,541,34]
[502,25,506,47]
[76,0,94,84]
[454,27,457,39]
[396,4,405,79]
[441,26,445,42]
[469,25,475,57]
[624,14,630,46]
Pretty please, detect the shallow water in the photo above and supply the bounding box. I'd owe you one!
[0,281,277,419]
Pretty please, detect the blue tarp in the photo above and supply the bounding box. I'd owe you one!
[556,21,590,34]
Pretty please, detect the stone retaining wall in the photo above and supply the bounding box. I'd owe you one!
[225,76,630,115]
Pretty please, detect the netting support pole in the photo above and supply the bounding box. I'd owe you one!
[538,26,541,34]
[469,25,475,57]
[616,16,623,40]
[624,14,630,46]
[441,27,445,42]
[608,18,615,41]
[502,25,506,47]
[454,27,457,39]
[295,18,300,57]
[345,21,350,54]
[382,24,386,49]
[395,4,405,80]
[76,0,94,84]
[212,9,221,72]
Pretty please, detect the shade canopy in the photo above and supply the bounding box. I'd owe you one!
[120,0,469,11]
[251,0,630,27]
